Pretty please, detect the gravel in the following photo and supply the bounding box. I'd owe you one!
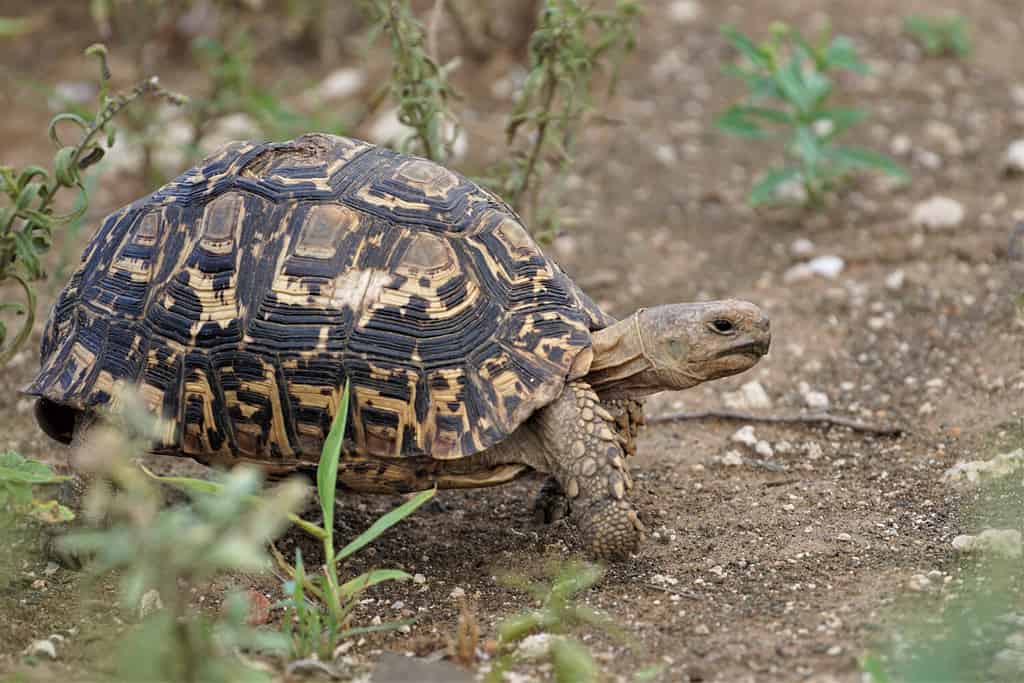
[911,196,965,231]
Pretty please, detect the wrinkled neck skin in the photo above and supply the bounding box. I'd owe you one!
[584,311,703,400]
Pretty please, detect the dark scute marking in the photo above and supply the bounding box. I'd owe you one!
[202,193,242,240]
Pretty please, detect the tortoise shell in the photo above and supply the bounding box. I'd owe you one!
[26,134,613,470]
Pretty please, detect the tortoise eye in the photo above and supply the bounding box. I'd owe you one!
[709,319,735,335]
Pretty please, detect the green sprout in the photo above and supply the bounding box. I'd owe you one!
[716,22,907,209]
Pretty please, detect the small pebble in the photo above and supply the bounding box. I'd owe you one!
[730,426,758,447]
[884,270,906,291]
[1003,140,1024,176]
[835,533,853,542]
[911,196,965,231]
[754,441,774,458]
[721,450,745,466]
[449,586,466,599]
[26,639,57,659]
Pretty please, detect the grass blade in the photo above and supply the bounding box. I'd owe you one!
[318,379,350,532]
[339,569,412,599]
[335,488,435,564]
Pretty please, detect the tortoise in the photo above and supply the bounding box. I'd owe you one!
[25,133,770,559]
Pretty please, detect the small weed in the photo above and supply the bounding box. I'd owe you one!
[360,0,462,163]
[0,44,185,365]
[487,560,663,682]
[489,0,639,237]
[151,381,434,661]
[716,22,907,209]
[60,397,306,683]
[904,15,972,59]
[0,450,73,526]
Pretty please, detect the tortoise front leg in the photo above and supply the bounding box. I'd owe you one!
[533,382,645,559]
[531,398,645,524]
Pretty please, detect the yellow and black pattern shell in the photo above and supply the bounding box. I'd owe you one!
[26,134,613,468]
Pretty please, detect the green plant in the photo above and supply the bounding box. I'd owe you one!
[0,44,185,365]
[275,380,434,659]
[150,381,435,660]
[360,0,462,163]
[490,0,639,236]
[59,401,306,683]
[904,15,972,58]
[715,23,907,209]
[189,31,348,150]
[487,560,662,682]
[0,451,73,525]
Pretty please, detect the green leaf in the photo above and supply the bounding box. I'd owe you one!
[714,108,767,139]
[335,488,435,564]
[0,451,66,485]
[721,25,772,69]
[749,166,803,205]
[336,618,417,640]
[30,498,75,524]
[550,637,599,683]
[824,35,868,74]
[792,126,822,168]
[339,569,412,599]
[318,379,350,533]
[826,146,908,178]
[814,108,868,139]
[774,57,813,115]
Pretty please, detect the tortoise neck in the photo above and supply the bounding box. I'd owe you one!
[583,312,666,400]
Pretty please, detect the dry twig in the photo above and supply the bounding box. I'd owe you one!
[649,409,904,436]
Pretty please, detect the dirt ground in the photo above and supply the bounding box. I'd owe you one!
[2,1,1023,681]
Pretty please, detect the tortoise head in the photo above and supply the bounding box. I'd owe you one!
[638,299,770,388]
[585,299,770,399]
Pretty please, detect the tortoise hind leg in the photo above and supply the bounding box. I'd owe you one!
[532,381,645,559]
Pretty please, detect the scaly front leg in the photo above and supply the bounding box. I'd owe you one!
[533,382,645,559]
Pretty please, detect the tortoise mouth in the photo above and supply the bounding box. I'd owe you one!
[716,338,770,359]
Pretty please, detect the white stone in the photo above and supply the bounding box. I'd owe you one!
[1003,140,1024,175]
[807,255,845,279]
[730,426,758,448]
[884,270,906,291]
[784,255,844,283]
[449,586,466,599]
[517,633,555,658]
[754,440,774,457]
[25,639,57,659]
[309,68,365,102]
[722,381,772,411]
[911,196,965,231]
[790,238,815,257]
[835,533,853,542]
[803,391,830,412]
[952,529,1023,558]
[889,134,912,156]
[721,450,745,466]
[694,624,710,635]
[943,449,1024,486]
[413,573,426,584]
[668,0,702,24]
